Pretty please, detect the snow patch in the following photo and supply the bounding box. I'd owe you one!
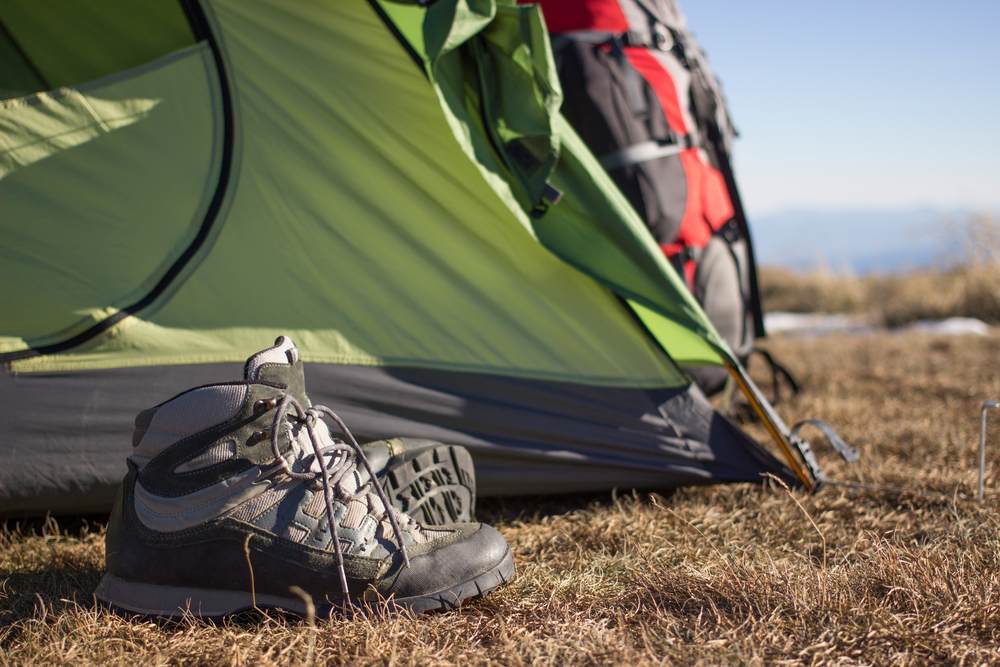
[764,312,877,337]
[900,317,990,336]
[764,312,991,338]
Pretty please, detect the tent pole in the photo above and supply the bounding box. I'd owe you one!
[726,360,819,491]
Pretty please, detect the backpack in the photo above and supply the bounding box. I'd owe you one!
[530,0,766,393]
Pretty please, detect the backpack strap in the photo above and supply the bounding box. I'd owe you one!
[598,134,694,171]
[663,218,740,261]
[749,347,802,405]
[606,36,649,121]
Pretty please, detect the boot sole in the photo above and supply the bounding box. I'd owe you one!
[381,444,475,525]
[94,546,513,618]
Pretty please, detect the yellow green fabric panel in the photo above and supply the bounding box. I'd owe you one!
[16,0,685,389]
[378,0,728,366]
[0,44,221,354]
[0,0,194,90]
[0,88,158,178]
[376,2,428,60]
[628,301,725,368]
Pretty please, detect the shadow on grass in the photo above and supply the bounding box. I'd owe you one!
[0,515,107,627]
[0,566,103,627]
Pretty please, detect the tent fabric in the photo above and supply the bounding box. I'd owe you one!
[0,22,45,99]
[0,0,194,91]
[0,44,222,355]
[0,0,796,514]
[4,0,719,381]
[0,362,793,514]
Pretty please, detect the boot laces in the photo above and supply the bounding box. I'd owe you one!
[268,394,410,598]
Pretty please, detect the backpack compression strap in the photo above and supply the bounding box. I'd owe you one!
[598,134,695,171]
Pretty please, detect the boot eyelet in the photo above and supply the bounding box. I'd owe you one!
[247,430,269,446]
[253,397,278,414]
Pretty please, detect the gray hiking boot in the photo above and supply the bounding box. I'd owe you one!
[95,337,513,617]
[362,438,476,525]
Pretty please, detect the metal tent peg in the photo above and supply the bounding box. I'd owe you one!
[979,400,1000,501]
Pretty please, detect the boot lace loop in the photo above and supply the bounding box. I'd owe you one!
[268,394,410,597]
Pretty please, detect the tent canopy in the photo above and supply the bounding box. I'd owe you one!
[1,0,728,371]
[0,0,794,515]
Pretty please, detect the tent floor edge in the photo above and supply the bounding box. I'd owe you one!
[1,361,791,515]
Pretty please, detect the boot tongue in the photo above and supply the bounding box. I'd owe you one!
[246,338,400,533]
[244,336,309,405]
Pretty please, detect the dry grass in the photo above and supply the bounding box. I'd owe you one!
[760,213,1000,326]
[3,332,1000,665]
[759,267,871,315]
[761,265,1000,326]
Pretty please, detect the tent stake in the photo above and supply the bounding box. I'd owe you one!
[979,400,999,501]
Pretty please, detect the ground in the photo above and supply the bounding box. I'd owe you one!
[2,331,999,665]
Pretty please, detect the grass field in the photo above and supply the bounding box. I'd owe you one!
[760,264,1000,327]
[2,331,999,665]
[759,215,1000,327]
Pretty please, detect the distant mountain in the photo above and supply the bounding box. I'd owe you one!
[750,207,974,274]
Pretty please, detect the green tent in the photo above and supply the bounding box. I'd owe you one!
[0,0,816,515]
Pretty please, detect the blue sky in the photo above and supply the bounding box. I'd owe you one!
[682,1,1000,217]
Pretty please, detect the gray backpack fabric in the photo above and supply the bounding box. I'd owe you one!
[686,236,754,393]
[695,236,754,360]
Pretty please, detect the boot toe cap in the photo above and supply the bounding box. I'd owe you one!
[385,523,510,599]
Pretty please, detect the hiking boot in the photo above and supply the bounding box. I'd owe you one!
[95,337,513,617]
[362,438,476,525]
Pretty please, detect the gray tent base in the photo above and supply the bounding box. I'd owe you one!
[0,364,794,515]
